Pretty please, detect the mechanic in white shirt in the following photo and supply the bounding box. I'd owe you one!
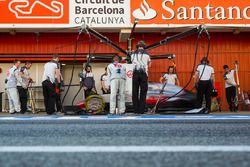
[160,66,180,86]
[100,67,110,94]
[223,64,237,112]
[107,55,126,115]
[194,57,215,113]
[42,55,61,115]
[5,60,27,114]
[130,41,151,114]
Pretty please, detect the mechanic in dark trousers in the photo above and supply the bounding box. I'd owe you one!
[42,55,61,115]
[79,65,97,98]
[131,41,151,114]
[17,61,32,114]
[223,65,237,112]
[194,57,215,113]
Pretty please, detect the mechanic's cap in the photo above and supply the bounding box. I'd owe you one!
[136,40,146,49]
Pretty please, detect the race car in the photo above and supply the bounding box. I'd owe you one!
[74,82,204,114]
[144,82,196,112]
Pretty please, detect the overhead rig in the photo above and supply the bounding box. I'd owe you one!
[84,25,127,56]
[83,23,206,62]
[145,25,204,50]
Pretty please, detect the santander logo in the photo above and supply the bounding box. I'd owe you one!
[132,0,157,20]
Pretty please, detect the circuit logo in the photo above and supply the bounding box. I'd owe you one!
[8,0,64,19]
[0,0,69,24]
[132,0,157,20]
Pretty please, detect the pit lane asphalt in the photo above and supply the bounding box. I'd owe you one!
[0,117,250,167]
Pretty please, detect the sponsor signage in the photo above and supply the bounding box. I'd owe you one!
[131,0,250,26]
[73,0,130,27]
[126,70,133,78]
[0,0,69,24]
[0,0,249,28]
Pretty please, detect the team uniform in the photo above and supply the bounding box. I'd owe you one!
[5,65,26,114]
[42,60,59,114]
[196,64,214,111]
[100,73,110,94]
[131,50,151,114]
[17,66,31,113]
[224,70,237,111]
[80,72,96,98]
[107,62,126,114]
[163,73,178,85]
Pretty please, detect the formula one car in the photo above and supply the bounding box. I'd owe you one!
[145,82,197,112]
[74,82,204,114]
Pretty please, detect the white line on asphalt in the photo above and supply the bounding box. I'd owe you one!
[1,146,250,152]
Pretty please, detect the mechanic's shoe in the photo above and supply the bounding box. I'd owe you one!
[124,113,135,116]
[20,110,29,114]
[56,112,64,116]
[46,112,55,115]
[203,109,210,114]
[138,111,145,114]
[134,110,140,114]
[9,111,16,114]
[117,111,125,116]
[145,111,154,115]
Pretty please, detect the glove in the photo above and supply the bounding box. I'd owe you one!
[29,78,33,83]
[92,88,97,93]
[56,87,60,94]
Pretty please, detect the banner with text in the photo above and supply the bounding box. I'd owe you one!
[0,0,249,28]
